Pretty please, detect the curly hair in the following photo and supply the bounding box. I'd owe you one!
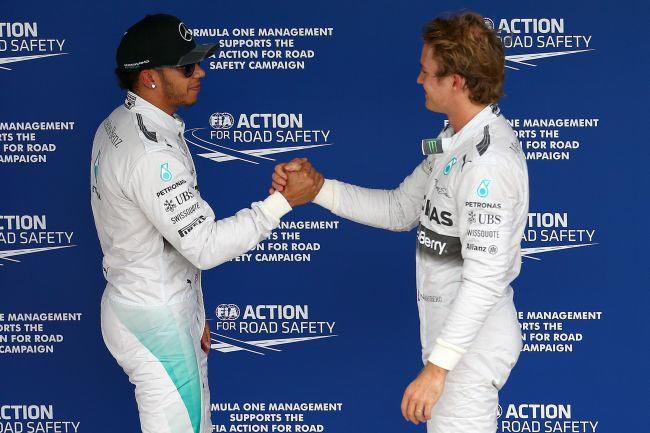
[422,12,505,104]
[115,67,141,91]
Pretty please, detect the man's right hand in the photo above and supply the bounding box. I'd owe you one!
[269,158,323,207]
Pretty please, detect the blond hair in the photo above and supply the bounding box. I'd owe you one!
[422,12,505,104]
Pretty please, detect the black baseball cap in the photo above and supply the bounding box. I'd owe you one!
[116,14,218,70]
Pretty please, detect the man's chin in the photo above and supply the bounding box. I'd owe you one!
[182,97,199,107]
[424,102,438,113]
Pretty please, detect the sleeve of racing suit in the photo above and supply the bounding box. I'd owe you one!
[128,150,291,270]
[312,159,430,232]
[428,162,523,370]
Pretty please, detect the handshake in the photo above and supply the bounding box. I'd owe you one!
[268,158,324,208]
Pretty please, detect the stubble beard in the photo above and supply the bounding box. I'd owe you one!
[159,72,195,108]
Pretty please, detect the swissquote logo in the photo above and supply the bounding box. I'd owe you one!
[210,304,337,355]
[0,22,68,70]
[483,18,594,70]
[0,215,75,267]
[184,112,332,165]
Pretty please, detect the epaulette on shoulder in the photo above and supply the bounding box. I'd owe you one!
[136,113,158,143]
[475,125,491,156]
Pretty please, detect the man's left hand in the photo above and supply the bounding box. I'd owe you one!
[201,321,211,354]
[400,362,448,424]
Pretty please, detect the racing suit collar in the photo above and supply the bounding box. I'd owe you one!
[125,91,185,133]
[444,104,500,153]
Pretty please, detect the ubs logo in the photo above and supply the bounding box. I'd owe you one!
[174,189,195,205]
[468,211,502,225]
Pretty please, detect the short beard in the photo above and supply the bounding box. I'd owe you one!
[159,70,187,107]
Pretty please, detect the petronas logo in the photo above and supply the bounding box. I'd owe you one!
[160,162,172,182]
[443,156,457,175]
[477,179,491,198]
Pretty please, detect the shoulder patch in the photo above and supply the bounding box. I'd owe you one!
[476,125,491,156]
[136,113,158,142]
[424,156,434,174]
[124,93,136,109]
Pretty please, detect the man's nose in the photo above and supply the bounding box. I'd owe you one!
[195,63,206,78]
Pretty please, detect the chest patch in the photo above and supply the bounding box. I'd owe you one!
[416,224,461,258]
[422,198,453,227]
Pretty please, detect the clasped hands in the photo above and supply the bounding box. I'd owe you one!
[268,158,323,207]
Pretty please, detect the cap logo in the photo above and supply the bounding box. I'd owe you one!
[179,22,193,41]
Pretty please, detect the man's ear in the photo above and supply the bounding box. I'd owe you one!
[139,69,158,89]
[451,74,466,92]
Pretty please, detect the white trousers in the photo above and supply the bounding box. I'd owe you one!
[101,291,212,433]
[427,301,522,433]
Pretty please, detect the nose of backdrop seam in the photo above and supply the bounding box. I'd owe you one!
[116,13,219,71]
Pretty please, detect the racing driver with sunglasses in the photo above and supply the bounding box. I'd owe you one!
[90,14,323,433]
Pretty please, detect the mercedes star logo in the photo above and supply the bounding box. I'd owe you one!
[179,22,193,41]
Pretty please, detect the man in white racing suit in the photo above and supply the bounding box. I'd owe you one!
[91,14,323,433]
[272,12,528,433]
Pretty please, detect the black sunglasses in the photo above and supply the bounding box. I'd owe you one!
[177,63,198,78]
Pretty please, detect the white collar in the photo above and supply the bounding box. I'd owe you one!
[442,104,501,154]
[124,91,185,134]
